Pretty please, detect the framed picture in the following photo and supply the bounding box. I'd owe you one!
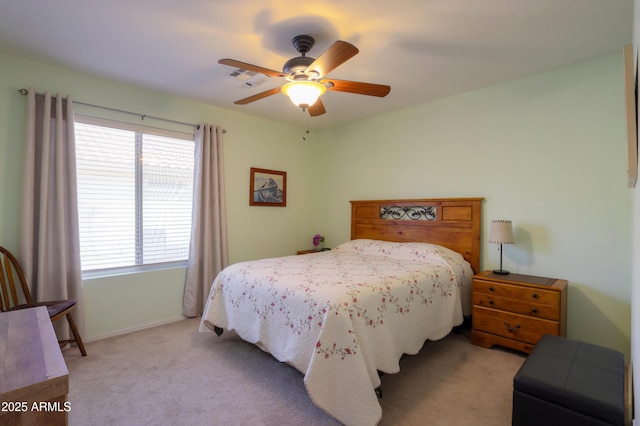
[623,44,638,188]
[250,167,287,206]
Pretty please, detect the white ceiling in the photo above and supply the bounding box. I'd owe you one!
[0,0,633,129]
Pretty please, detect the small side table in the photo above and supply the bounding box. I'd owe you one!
[296,248,330,255]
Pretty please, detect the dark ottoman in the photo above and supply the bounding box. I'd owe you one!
[512,334,624,426]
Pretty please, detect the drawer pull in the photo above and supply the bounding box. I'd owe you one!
[489,286,495,292]
[530,307,538,313]
[503,321,521,333]
[531,293,538,299]
[488,300,495,305]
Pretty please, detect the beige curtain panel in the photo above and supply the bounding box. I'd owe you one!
[183,124,228,317]
[20,88,84,338]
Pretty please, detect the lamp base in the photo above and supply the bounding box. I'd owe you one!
[493,269,510,275]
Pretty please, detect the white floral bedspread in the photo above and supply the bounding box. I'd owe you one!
[199,239,472,426]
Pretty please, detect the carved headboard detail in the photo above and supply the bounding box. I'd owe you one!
[350,198,483,273]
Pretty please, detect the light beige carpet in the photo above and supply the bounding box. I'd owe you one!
[63,318,525,425]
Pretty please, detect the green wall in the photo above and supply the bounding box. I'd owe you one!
[0,50,632,359]
[317,53,632,358]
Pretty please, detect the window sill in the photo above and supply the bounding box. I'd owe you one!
[82,261,188,280]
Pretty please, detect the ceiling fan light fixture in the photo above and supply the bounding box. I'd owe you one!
[282,81,326,108]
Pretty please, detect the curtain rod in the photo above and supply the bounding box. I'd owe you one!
[18,88,226,133]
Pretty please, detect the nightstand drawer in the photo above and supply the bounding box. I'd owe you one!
[473,279,512,297]
[473,306,560,345]
[510,286,558,307]
[510,299,560,321]
[472,292,511,311]
[473,292,560,321]
[474,279,558,306]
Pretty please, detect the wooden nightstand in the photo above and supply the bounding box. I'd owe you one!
[296,249,318,255]
[296,248,330,255]
[471,270,567,354]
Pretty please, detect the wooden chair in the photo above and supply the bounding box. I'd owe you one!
[0,246,87,356]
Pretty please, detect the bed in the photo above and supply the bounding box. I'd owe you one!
[199,198,482,425]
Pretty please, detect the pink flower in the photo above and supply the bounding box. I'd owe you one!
[312,233,325,247]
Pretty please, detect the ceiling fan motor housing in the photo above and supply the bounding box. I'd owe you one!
[283,56,315,79]
[283,35,317,79]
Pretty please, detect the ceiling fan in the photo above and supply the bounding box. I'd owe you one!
[219,35,391,116]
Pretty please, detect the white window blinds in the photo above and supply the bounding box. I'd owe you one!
[74,116,194,272]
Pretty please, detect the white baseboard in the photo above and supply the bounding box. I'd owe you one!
[84,315,187,343]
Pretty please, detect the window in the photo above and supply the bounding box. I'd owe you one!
[74,116,194,273]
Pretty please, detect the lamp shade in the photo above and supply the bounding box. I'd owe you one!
[281,81,326,108]
[488,220,515,244]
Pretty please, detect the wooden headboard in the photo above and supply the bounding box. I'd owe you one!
[350,198,483,273]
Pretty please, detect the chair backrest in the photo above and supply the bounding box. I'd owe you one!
[0,246,33,311]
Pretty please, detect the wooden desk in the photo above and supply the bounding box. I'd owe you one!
[0,307,69,425]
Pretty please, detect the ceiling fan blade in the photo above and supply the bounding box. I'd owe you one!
[233,87,282,105]
[305,41,359,78]
[308,98,326,116]
[218,59,285,78]
[324,79,391,97]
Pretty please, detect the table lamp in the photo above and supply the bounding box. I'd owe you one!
[489,220,515,275]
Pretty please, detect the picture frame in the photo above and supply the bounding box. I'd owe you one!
[623,44,638,188]
[250,167,287,206]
